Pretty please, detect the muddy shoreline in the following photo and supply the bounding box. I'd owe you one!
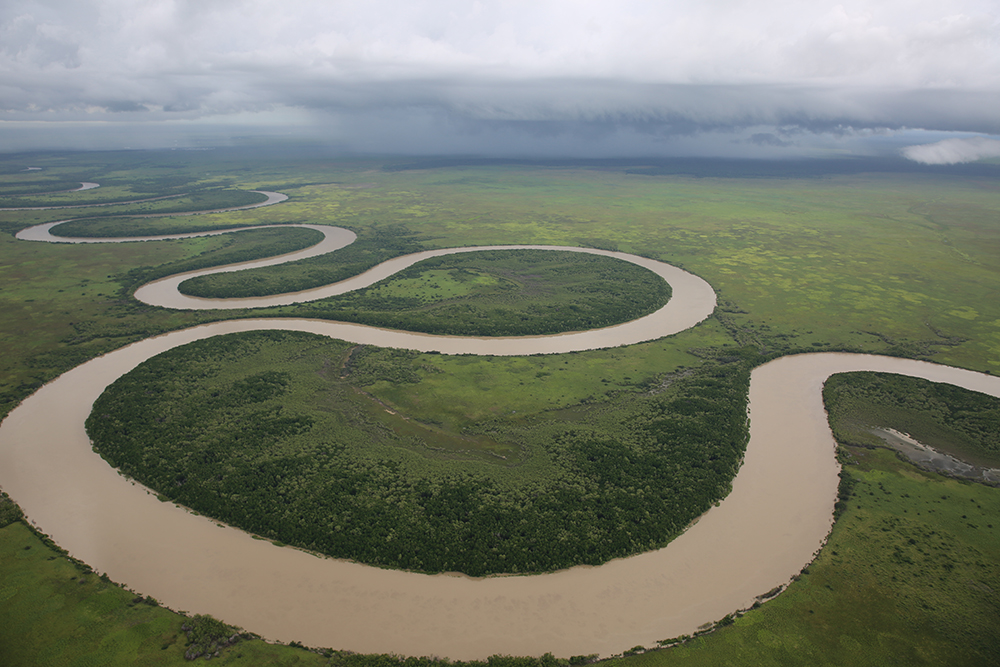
[869,427,1000,485]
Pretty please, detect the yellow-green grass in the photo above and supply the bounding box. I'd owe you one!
[15,158,995,375]
[368,267,506,300]
[269,167,1000,371]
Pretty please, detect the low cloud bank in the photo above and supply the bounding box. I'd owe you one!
[902,137,1000,165]
[4,1,1000,159]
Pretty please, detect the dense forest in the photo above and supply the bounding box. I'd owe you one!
[87,330,751,576]
[823,371,1000,469]
[272,250,673,336]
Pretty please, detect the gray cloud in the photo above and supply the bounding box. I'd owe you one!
[1,0,999,156]
[749,133,792,148]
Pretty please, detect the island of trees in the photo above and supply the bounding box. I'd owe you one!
[87,323,749,575]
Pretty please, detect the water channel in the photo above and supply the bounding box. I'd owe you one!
[2,193,999,659]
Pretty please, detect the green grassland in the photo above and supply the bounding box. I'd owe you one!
[0,150,999,664]
[306,166,1000,370]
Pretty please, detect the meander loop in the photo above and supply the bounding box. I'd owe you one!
[3,191,999,659]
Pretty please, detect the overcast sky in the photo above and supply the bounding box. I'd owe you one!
[2,0,999,161]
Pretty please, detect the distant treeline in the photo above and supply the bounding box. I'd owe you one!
[382,156,1000,179]
[2,188,265,213]
[87,331,753,576]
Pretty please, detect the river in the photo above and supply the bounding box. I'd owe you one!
[2,198,998,659]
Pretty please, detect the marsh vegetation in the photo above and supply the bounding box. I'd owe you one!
[824,371,1000,471]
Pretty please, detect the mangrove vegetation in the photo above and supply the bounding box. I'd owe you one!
[86,330,749,576]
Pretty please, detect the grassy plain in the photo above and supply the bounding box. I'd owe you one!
[0,150,999,664]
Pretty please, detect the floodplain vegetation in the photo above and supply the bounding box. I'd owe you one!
[259,249,672,336]
[0,150,999,665]
[1,186,266,213]
[86,330,744,575]
[824,371,1000,469]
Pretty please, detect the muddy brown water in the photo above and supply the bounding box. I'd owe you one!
[4,213,1000,659]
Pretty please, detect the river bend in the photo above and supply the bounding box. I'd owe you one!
[2,194,998,659]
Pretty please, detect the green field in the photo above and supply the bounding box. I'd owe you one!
[0,150,998,665]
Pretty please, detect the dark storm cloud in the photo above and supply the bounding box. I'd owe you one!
[1,0,998,157]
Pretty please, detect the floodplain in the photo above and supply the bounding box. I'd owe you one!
[0,150,998,665]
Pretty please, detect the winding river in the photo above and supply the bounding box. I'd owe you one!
[2,189,999,660]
